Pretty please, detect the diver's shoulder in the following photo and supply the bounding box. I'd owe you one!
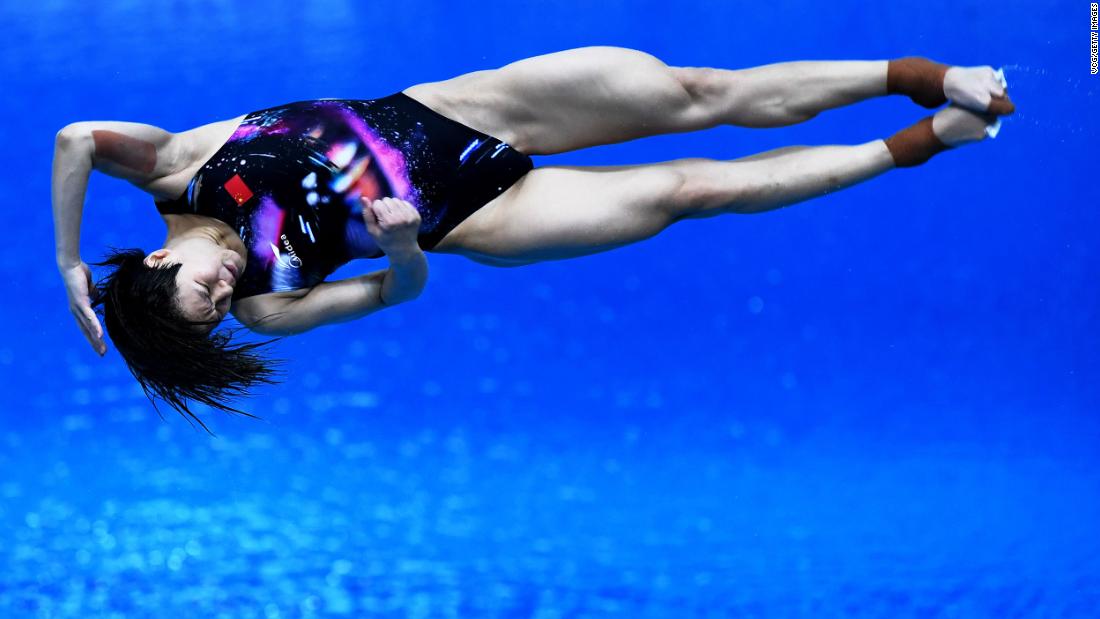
[138,113,249,201]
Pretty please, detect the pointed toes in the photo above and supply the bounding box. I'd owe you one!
[987,93,1016,116]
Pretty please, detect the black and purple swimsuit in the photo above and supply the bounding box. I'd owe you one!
[154,92,533,301]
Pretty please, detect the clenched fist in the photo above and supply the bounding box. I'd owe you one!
[361,196,422,256]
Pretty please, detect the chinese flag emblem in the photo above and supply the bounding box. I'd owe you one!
[224,174,253,206]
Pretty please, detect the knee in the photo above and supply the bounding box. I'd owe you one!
[665,158,742,219]
[669,67,731,128]
[670,66,715,103]
[586,46,694,112]
[654,162,701,220]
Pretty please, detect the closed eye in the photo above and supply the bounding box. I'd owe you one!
[201,285,216,315]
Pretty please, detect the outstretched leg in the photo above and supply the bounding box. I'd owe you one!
[436,142,892,265]
[433,105,996,265]
[403,45,1013,156]
[674,60,888,128]
[680,56,1013,129]
[405,46,889,154]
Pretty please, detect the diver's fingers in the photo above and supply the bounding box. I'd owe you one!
[361,197,384,237]
[79,301,104,352]
[83,304,102,339]
[372,200,392,227]
[72,306,105,355]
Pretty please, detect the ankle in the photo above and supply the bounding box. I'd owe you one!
[887,57,949,109]
[884,116,951,167]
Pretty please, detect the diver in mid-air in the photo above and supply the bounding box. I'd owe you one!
[52,46,1014,430]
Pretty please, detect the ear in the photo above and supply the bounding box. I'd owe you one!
[143,248,171,268]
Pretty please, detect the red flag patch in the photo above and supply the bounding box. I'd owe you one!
[224,174,253,206]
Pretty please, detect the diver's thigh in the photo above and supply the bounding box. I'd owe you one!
[404,46,701,156]
[441,163,687,263]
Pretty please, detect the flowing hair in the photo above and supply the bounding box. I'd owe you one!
[90,247,291,435]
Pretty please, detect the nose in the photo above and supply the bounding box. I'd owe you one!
[215,277,233,303]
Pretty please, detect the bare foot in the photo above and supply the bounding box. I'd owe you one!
[931,104,1000,147]
[944,65,1015,115]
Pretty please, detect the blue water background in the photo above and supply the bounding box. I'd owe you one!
[2,0,1097,616]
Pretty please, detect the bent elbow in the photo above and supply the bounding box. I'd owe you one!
[381,290,422,307]
[55,123,90,149]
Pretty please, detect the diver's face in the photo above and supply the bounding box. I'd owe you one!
[144,238,243,326]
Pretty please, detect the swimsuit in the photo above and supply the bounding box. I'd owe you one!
[154,92,534,301]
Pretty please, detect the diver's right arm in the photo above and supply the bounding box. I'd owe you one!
[247,197,427,336]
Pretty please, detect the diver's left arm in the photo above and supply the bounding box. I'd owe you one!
[52,127,96,270]
[52,121,178,356]
[52,121,178,268]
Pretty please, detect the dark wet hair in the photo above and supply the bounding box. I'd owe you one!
[90,247,290,435]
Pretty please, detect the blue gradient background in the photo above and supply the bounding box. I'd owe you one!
[3,0,1097,617]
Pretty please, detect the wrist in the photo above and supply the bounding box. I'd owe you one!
[384,243,424,262]
[56,255,81,270]
[381,247,428,305]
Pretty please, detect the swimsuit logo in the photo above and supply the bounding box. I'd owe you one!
[279,234,303,269]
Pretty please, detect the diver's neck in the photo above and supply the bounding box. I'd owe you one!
[163,214,245,255]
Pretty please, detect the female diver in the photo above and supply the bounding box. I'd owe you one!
[52,46,1015,431]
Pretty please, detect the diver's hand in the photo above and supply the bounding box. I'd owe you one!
[59,261,106,356]
[361,196,422,256]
